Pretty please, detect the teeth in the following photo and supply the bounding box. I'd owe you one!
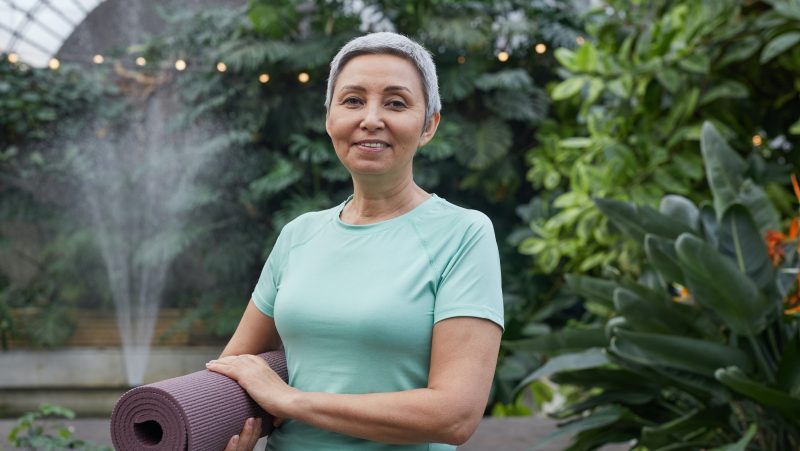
[361,142,386,148]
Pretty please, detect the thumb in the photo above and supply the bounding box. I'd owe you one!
[272,416,285,428]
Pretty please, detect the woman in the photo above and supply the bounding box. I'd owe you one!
[206,31,504,450]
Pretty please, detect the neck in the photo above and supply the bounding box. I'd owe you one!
[342,175,430,225]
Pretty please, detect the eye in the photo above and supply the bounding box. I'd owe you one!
[342,96,363,106]
[387,99,407,109]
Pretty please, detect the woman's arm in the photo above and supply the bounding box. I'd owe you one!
[219,299,282,358]
[208,316,502,446]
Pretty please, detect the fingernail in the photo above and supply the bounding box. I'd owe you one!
[247,417,253,426]
[232,435,239,443]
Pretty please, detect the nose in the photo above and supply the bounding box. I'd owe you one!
[360,102,384,131]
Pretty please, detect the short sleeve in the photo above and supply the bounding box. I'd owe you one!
[251,228,291,317]
[433,214,504,330]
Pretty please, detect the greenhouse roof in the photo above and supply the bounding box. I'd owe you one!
[1,0,103,67]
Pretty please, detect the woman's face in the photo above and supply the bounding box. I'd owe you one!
[326,53,439,181]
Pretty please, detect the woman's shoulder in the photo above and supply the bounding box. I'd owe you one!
[275,204,339,246]
[422,195,494,232]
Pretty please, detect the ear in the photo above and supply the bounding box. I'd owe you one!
[418,112,441,148]
[325,109,332,138]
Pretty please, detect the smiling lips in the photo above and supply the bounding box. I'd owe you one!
[355,140,390,152]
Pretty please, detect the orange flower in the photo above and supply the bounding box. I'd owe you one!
[786,304,800,315]
[672,286,692,303]
[792,174,800,202]
[766,230,786,266]
[790,218,799,240]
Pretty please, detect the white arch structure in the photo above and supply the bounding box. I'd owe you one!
[1,0,104,67]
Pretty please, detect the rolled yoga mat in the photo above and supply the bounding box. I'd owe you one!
[110,351,288,451]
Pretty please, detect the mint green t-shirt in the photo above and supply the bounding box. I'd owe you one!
[251,194,504,451]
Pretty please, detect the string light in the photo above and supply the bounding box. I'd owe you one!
[8,53,19,63]
[216,62,227,72]
[259,73,270,83]
[535,43,547,54]
[752,135,763,146]
[298,72,310,83]
[457,55,466,64]
[175,59,187,71]
[576,36,585,45]
[48,58,60,70]
[135,57,146,66]
[93,54,104,64]
[497,51,509,62]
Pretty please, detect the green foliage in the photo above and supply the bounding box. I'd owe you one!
[0,54,120,347]
[135,1,587,376]
[511,123,800,449]
[522,0,800,274]
[7,404,112,451]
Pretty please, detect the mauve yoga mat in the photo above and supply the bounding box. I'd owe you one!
[110,351,288,451]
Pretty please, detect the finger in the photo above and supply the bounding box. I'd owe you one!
[223,434,238,451]
[240,417,258,448]
[272,416,284,428]
[247,418,262,448]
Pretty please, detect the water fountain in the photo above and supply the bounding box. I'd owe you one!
[52,0,243,386]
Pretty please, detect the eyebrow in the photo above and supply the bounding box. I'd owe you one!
[338,84,413,94]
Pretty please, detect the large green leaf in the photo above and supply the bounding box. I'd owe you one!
[594,198,695,244]
[760,32,800,63]
[700,121,746,220]
[700,204,719,249]
[716,366,800,423]
[552,77,586,100]
[514,348,609,396]
[560,390,653,418]
[737,179,781,232]
[552,367,661,392]
[532,406,626,451]
[699,80,749,106]
[613,286,695,336]
[777,335,800,397]
[717,204,775,292]
[675,233,772,335]
[640,407,729,448]
[645,235,685,285]
[659,195,700,232]
[503,327,607,354]
[611,329,753,377]
[708,424,757,451]
[564,274,618,308]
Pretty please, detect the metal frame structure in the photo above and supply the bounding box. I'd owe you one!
[0,0,102,66]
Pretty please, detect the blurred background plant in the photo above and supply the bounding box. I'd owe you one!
[509,123,800,450]
[522,0,800,275]
[7,404,112,451]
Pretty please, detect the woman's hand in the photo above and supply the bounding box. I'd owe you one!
[206,354,296,418]
[224,417,261,451]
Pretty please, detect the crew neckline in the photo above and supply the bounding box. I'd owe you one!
[334,194,438,232]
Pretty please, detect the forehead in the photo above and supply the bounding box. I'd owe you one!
[334,53,424,97]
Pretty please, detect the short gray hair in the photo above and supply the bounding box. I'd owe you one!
[325,32,441,129]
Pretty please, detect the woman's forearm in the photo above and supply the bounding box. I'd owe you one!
[265,388,477,446]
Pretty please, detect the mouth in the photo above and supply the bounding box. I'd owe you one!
[354,140,390,153]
